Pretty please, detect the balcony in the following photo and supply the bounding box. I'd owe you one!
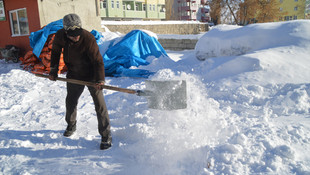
[201,16,210,22]
[178,0,196,3]
[201,8,209,13]
[201,0,208,4]
[181,6,191,11]
[158,12,166,19]
[123,10,146,18]
[181,15,191,20]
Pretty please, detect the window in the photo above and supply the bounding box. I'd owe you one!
[111,0,114,8]
[136,3,143,11]
[294,6,298,11]
[294,15,298,19]
[159,5,165,12]
[153,5,155,11]
[143,4,146,11]
[9,8,29,36]
[100,0,107,8]
[0,0,5,21]
[116,1,119,8]
[125,3,132,10]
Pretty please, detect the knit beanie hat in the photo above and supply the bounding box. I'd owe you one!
[63,13,83,36]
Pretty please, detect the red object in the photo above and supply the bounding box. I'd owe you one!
[0,0,41,56]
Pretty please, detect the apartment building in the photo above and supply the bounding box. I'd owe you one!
[305,0,310,18]
[279,0,306,20]
[165,0,210,22]
[99,0,166,20]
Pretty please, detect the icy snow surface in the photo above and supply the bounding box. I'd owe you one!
[1,20,310,175]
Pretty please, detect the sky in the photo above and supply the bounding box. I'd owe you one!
[0,20,310,175]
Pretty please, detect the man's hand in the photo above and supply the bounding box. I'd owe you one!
[95,81,105,90]
[48,74,57,81]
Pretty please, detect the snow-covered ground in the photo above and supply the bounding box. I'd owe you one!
[1,20,310,175]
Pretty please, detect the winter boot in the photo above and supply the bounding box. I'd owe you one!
[63,122,76,137]
[100,135,112,150]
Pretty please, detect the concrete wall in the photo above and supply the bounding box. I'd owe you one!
[102,21,206,50]
[102,23,209,34]
[37,0,102,31]
[158,39,198,50]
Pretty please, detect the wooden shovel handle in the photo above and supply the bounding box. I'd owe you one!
[35,74,137,95]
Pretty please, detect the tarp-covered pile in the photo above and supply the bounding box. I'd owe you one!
[20,34,67,74]
[22,19,168,78]
[20,19,66,74]
[102,29,167,77]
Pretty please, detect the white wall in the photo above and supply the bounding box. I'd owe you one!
[37,0,102,32]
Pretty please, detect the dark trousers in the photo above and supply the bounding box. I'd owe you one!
[65,82,111,140]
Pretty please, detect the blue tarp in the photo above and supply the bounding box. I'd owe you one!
[102,30,168,77]
[29,19,63,58]
[29,20,168,78]
[90,30,103,45]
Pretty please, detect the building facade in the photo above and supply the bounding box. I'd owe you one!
[99,0,166,20]
[165,0,210,22]
[279,0,306,21]
[0,0,103,56]
[0,0,41,55]
[36,0,102,31]
[0,0,168,58]
[305,0,310,19]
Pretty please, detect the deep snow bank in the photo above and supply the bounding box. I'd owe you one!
[192,20,310,174]
[195,20,310,60]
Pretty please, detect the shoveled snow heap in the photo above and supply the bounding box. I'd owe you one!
[1,20,310,175]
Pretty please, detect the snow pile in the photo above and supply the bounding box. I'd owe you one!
[195,20,310,60]
[1,20,310,175]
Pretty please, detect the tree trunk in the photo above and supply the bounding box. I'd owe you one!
[226,0,239,24]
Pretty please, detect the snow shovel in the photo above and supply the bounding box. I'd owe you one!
[35,74,187,110]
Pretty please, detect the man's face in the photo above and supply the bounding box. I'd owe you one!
[67,35,80,42]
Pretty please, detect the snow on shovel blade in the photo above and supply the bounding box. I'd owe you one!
[143,80,187,110]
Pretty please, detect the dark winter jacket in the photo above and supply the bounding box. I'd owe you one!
[50,28,105,82]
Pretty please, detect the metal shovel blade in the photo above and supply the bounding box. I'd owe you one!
[34,73,187,110]
[144,80,187,110]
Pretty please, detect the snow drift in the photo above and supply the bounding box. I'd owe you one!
[195,20,310,60]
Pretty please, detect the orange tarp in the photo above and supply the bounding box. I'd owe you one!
[20,34,67,74]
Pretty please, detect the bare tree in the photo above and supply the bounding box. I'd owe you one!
[209,0,223,24]
[210,0,242,24]
[256,0,281,22]
[165,0,180,20]
[238,0,259,25]
[225,0,240,24]
[211,0,281,25]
